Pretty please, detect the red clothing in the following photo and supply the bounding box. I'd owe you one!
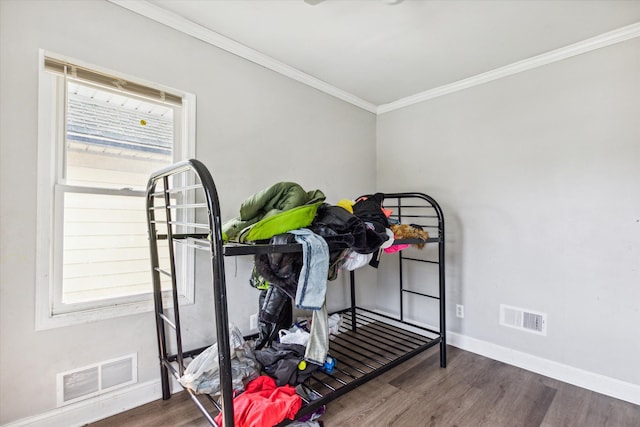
[214,376,302,427]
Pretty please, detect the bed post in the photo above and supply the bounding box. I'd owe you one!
[191,159,235,427]
[434,196,447,368]
[350,270,357,332]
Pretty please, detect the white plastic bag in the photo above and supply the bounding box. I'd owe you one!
[178,324,259,395]
[342,250,373,271]
[279,327,310,346]
[328,313,342,336]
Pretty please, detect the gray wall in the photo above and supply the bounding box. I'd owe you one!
[376,37,640,386]
[0,0,374,423]
[2,0,638,424]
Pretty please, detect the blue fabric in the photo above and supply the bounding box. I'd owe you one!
[288,228,329,311]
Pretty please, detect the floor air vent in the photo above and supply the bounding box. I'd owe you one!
[500,304,547,335]
[57,353,137,407]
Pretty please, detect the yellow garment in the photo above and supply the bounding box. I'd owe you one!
[336,199,354,213]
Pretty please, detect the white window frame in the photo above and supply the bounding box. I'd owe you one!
[35,50,196,329]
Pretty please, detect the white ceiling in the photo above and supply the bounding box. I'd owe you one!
[120,0,640,111]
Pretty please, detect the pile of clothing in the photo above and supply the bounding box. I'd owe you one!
[178,325,324,427]
[194,182,428,426]
[223,182,427,368]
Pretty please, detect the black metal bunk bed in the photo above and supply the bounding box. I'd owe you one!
[146,159,446,426]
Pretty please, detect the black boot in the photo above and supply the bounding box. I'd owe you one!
[255,286,292,350]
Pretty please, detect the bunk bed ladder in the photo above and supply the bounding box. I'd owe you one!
[386,192,446,368]
[344,192,446,370]
[146,160,235,427]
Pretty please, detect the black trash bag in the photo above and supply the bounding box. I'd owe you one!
[254,342,319,387]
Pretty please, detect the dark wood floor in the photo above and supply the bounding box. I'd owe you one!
[89,346,640,427]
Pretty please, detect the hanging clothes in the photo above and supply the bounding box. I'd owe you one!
[304,301,329,365]
[288,228,329,311]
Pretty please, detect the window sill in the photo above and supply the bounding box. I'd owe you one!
[35,294,193,330]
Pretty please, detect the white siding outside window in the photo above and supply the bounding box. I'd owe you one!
[36,52,196,328]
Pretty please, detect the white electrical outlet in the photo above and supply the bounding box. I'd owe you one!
[249,313,258,330]
[456,304,464,318]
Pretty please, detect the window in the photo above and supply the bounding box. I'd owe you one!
[36,52,196,328]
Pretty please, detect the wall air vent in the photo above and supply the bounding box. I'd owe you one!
[500,304,547,336]
[56,353,137,407]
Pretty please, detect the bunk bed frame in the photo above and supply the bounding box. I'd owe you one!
[146,159,446,426]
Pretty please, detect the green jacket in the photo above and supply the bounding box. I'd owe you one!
[222,182,326,242]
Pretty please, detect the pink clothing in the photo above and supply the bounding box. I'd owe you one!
[384,244,410,254]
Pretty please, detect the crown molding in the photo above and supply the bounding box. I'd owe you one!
[109,1,639,116]
[377,22,640,114]
[108,0,378,114]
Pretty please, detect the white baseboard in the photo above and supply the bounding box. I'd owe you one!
[359,308,639,405]
[2,379,170,427]
[447,331,640,406]
[4,332,638,426]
